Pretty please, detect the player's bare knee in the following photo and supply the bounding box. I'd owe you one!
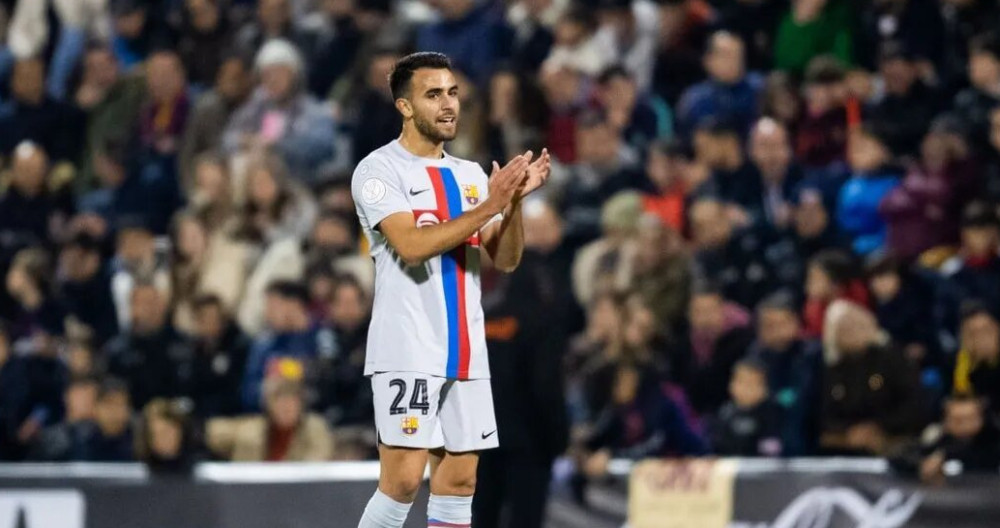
[381,474,423,503]
[433,472,477,497]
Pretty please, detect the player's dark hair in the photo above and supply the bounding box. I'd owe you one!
[388,52,452,100]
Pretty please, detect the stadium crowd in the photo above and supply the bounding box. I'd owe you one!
[1,0,1000,505]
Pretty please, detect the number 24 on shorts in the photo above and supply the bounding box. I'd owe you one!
[388,378,431,416]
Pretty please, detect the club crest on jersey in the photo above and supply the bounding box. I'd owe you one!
[462,184,480,205]
[401,417,419,435]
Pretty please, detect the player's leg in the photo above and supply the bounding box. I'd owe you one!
[360,373,446,528]
[424,378,499,528]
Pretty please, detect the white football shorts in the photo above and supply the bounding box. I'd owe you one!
[371,372,499,452]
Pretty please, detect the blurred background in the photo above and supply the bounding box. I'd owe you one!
[0,0,1000,526]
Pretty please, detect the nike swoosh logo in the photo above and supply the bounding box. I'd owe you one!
[409,188,429,196]
[481,430,497,440]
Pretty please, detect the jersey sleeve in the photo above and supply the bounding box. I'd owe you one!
[351,156,411,230]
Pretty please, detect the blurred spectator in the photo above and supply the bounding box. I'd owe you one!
[692,118,756,205]
[689,197,777,309]
[869,43,944,158]
[570,191,641,307]
[836,124,902,255]
[641,138,687,232]
[0,58,83,163]
[951,303,1000,419]
[475,240,570,528]
[650,0,712,108]
[676,31,761,138]
[953,34,1000,153]
[318,277,372,425]
[109,0,174,69]
[855,0,945,74]
[539,65,586,163]
[223,38,338,183]
[758,71,801,131]
[230,151,319,245]
[176,0,235,89]
[79,135,185,235]
[179,56,253,188]
[348,48,402,165]
[543,6,612,78]
[743,118,802,230]
[241,280,331,411]
[0,322,68,460]
[137,51,190,177]
[77,45,146,194]
[86,378,134,461]
[234,0,311,61]
[594,65,667,154]
[820,301,925,456]
[881,117,974,259]
[4,248,66,344]
[559,113,640,244]
[939,202,1000,320]
[57,234,119,346]
[590,0,660,93]
[238,207,357,337]
[709,358,783,456]
[629,215,690,331]
[748,292,823,455]
[188,152,239,229]
[503,0,558,74]
[208,377,333,461]
[487,66,550,163]
[0,142,72,252]
[105,283,195,410]
[306,0,365,99]
[190,295,250,418]
[796,56,849,170]
[984,106,1000,201]
[577,363,706,482]
[135,398,201,474]
[778,186,850,287]
[866,255,940,369]
[29,375,99,462]
[773,0,852,75]
[673,284,753,415]
[918,395,1000,484]
[802,249,867,338]
[939,0,1000,91]
[170,212,251,334]
[109,220,172,330]
[417,0,512,89]
[717,0,781,72]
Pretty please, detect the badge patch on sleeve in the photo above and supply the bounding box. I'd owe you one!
[361,177,387,204]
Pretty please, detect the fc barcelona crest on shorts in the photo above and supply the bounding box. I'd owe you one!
[462,184,480,205]
[401,416,419,435]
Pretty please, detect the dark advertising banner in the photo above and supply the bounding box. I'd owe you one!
[1,461,999,528]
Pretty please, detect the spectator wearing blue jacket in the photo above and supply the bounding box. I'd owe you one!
[676,31,763,139]
[416,0,512,89]
[837,125,902,255]
[242,280,335,412]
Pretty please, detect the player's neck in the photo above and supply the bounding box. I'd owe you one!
[398,128,445,160]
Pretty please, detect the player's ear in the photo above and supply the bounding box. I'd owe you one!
[396,98,413,119]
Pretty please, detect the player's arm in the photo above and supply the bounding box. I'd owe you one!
[378,155,529,267]
[482,148,551,272]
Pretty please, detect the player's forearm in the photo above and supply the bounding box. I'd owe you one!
[488,199,524,272]
[396,204,498,266]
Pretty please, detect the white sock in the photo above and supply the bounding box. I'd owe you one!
[427,494,472,527]
[358,489,412,528]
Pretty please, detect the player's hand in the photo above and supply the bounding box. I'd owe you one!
[485,152,531,214]
[518,148,551,198]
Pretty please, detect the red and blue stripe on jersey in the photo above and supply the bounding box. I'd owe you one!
[426,166,472,380]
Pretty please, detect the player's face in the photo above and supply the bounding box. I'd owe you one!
[406,68,460,143]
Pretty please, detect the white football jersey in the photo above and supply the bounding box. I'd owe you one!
[352,140,498,380]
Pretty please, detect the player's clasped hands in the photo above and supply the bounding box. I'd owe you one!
[485,149,552,215]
